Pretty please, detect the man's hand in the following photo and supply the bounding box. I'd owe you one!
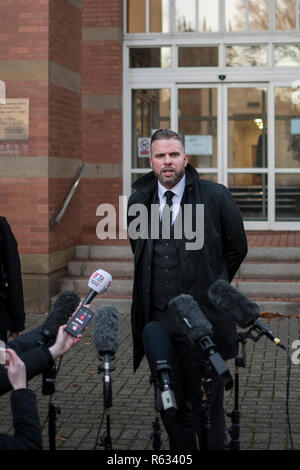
[5,348,27,390]
[49,325,82,360]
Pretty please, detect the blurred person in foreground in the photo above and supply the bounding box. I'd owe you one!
[0,324,82,449]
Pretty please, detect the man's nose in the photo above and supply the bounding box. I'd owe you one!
[164,153,172,163]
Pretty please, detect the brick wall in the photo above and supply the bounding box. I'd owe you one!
[81,0,124,245]
[0,1,49,257]
[48,0,82,252]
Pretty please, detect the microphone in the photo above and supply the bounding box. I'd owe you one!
[208,279,286,350]
[82,269,112,306]
[93,306,119,409]
[40,290,80,396]
[93,306,119,357]
[168,294,233,390]
[41,290,80,345]
[143,321,177,411]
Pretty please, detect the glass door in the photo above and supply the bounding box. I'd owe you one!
[177,83,270,227]
[177,85,220,183]
[225,84,269,225]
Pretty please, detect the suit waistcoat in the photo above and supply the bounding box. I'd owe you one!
[151,232,184,310]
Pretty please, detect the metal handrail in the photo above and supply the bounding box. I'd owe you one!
[50,162,88,228]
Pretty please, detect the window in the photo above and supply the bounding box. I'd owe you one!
[129,47,172,68]
[199,0,219,32]
[175,0,196,32]
[178,46,218,67]
[275,0,296,30]
[132,89,171,170]
[274,45,300,66]
[126,0,300,34]
[226,45,268,67]
[150,0,170,33]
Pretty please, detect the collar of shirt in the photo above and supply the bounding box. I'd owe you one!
[158,175,186,222]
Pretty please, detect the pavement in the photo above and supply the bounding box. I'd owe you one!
[0,310,300,452]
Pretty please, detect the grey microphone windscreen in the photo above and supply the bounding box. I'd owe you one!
[168,294,213,341]
[93,306,119,355]
[42,290,80,339]
[208,279,260,328]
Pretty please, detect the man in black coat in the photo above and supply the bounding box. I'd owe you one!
[127,129,248,450]
[0,217,25,342]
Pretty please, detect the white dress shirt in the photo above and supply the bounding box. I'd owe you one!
[158,175,186,224]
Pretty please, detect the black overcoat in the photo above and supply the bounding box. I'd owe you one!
[0,217,25,335]
[128,164,248,371]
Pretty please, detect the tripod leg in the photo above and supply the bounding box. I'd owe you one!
[48,397,57,451]
[227,367,240,450]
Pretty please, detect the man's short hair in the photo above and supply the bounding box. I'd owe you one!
[150,129,184,149]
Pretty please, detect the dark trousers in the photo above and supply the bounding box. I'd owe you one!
[150,307,226,451]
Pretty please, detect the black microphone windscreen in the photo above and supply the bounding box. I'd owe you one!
[143,321,175,373]
[42,290,80,339]
[168,294,213,341]
[208,279,260,328]
[93,306,119,355]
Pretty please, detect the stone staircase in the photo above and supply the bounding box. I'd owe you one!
[56,245,300,316]
[233,247,300,315]
[58,245,134,314]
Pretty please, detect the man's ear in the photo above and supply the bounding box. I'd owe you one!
[149,157,153,168]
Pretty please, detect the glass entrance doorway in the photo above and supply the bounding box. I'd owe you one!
[178,84,269,224]
[129,83,300,228]
[177,84,300,227]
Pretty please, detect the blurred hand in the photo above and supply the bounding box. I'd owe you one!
[49,325,82,360]
[8,331,19,340]
[5,348,27,390]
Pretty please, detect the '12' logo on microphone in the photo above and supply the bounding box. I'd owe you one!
[92,272,105,283]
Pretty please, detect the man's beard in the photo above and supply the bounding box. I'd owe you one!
[155,166,185,189]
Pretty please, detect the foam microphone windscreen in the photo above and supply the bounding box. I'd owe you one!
[42,290,80,339]
[208,279,260,328]
[143,321,175,373]
[93,306,119,355]
[168,294,213,342]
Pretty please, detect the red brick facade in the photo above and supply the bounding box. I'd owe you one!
[0,0,124,310]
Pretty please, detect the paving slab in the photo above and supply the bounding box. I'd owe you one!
[0,312,300,451]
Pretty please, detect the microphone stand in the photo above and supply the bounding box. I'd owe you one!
[42,362,61,451]
[226,334,247,451]
[95,353,114,450]
[40,330,61,451]
[149,375,163,450]
[226,326,264,451]
[196,336,233,450]
[199,359,212,451]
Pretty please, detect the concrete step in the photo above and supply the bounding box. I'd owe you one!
[245,246,300,261]
[232,279,300,298]
[68,260,134,278]
[75,245,133,260]
[255,300,300,315]
[59,276,133,296]
[238,262,300,279]
[57,245,300,317]
[75,245,300,262]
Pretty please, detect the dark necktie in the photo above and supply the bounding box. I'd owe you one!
[161,190,174,237]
